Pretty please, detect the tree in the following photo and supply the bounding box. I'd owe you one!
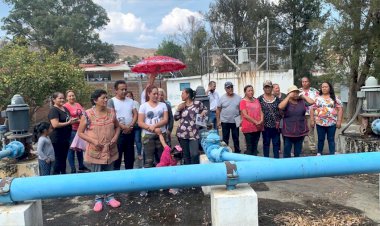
[275,0,328,83]
[0,41,91,118]
[2,0,116,63]
[156,40,186,62]
[322,0,380,118]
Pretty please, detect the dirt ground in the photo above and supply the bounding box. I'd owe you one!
[41,125,380,226]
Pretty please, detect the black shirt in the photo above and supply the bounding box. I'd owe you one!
[48,106,72,144]
[258,95,281,128]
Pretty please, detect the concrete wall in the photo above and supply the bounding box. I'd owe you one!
[166,70,294,107]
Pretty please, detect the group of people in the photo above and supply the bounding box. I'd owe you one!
[209,77,343,159]
[34,75,343,213]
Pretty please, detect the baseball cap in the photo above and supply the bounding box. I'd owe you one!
[263,80,273,87]
[224,81,233,88]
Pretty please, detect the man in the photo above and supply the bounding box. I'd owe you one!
[299,76,319,152]
[216,81,242,153]
[206,81,219,129]
[108,80,138,170]
[272,83,287,101]
[258,80,281,158]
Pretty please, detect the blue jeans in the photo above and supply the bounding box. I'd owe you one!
[316,125,336,155]
[68,131,85,171]
[283,136,304,158]
[208,111,217,129]
[262,127,280,158]
[39,159,52,176]
[134,127,142,156]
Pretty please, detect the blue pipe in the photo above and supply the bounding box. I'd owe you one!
[0,141,24,159]
[1,152,380,203]
[371,119,380,135]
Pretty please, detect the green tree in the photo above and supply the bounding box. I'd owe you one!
[2,0,117,63]
[322,0,380,118]
[275,0,328,83]
[0,41,91,118]
[156,40,186,62]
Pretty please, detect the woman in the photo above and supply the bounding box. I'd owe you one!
[158,88,174,146]
[138,85,168,168]
[174,88,207,164]
[126,91,143,163]
[310,82,343,155]
[278,85,314,158]
[48,92,76,174]
[78,89,121,212]
[63,90,90,173]
[240,85,263,156]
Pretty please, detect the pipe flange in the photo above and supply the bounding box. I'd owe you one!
[225,161,238,190]
[0,177,13,194]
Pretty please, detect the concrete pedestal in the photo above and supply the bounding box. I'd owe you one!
[200,154,225,195]
[0,159,42,226]
[0,201,43,226]
[211,184,258,226]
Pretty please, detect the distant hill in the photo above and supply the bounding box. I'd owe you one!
[114,45,156,60]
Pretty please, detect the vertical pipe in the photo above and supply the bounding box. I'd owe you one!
[207,47,210,83]
[256,24,259,70]
[266,17,269,71]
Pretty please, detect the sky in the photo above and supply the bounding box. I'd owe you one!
[0,0,214,48]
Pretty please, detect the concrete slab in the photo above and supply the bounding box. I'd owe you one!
[211,184,258,226]
[0,201,43,226]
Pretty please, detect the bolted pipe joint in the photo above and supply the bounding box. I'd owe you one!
[201,130,230,162]
[0,141,25,159]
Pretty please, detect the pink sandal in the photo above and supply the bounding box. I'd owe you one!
[107,198,121,208]
[93,201,103,212]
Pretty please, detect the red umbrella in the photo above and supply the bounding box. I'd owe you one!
[131,55,186,74]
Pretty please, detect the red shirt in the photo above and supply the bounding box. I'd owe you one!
[239,98,263,133]
[63,102,84,131]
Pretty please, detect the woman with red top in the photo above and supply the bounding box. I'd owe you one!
[63,90,90,173]
[240,85,264,156]
[78,89,121,212]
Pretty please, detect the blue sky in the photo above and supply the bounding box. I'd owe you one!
[0,0,214,48]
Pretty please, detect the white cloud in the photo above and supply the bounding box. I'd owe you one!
[137,34,155,42]
[93,0,122,11]
[106,12,149,33]
[157,8,203,34]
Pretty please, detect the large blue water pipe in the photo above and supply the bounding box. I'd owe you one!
[0,132,380,203]
[0,141,24,160]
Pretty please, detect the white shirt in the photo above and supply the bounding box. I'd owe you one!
[139,102,168,134]
[208,91,220,111]
[110,97,136,125]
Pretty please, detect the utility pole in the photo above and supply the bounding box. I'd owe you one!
[266,17,269,71]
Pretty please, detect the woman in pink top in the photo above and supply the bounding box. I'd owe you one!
[63,90,90,173]
[240,85,264,155]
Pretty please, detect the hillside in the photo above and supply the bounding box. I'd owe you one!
[114,45,156,60]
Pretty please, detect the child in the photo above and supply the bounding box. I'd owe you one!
[156,144,183,195]
[35,122,55,176]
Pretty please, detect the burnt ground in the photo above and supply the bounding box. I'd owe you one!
[42,177,378,226]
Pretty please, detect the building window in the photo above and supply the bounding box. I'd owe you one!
[179,82,190,91]
[87,73,111,82]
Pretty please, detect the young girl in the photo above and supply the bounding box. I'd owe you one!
[156,145,183,195]
[35,122,55,176]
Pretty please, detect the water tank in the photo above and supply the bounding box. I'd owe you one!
[238,48,249,64]
[5,94,30,133]
[360,76,380,112]
[195,86,210,111]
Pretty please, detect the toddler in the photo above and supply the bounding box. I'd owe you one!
[34,122,55,176]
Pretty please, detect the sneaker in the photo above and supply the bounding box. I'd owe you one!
[93,201,103,212]
[140,191,148,197]
[317,153,321,156]
[78,166,91,172]
[106,198,120,208]
[71,169,76,174]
